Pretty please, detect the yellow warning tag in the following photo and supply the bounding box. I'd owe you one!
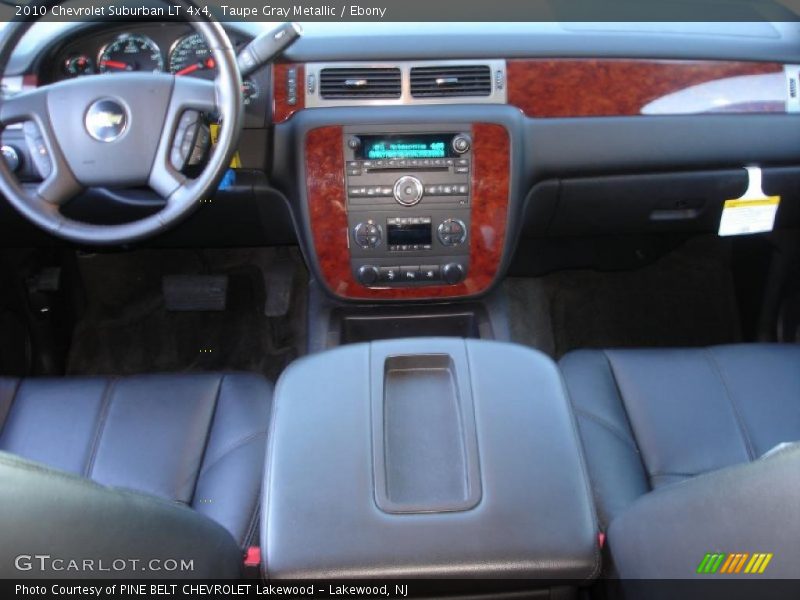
[209,123,242,168]
[719,167,780,237]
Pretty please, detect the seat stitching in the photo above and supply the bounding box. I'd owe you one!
[243,498,261,548]
[601,350,652,485]
[197,430,268,478]
[0,378,22,439]
[572,407,640,451]
[704,348,756,461]
[649,470,699,479]
[187,375,225,506]
[84,378,118,478]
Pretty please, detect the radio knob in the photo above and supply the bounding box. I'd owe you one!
[353,222,382,248]
[437,218,467,247]
[442,263,466,285]
[347,136,361,150]
[357,265,380,286]
[393,175,424,206]
[452,134,471,155]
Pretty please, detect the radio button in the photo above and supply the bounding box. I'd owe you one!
[455,166,469,174]
[348,168,362,176]
[379,266,401,283]
[458,185,469,195]
[456,158,470,166]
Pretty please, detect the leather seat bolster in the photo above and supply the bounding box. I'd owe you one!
[559,350,650,529]
[0,452,242,579]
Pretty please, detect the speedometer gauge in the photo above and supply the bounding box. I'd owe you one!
[169,33,215,78]
[98,34,163,74]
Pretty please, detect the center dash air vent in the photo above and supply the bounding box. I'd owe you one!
[410,65,492,98]
[319,67,402,99]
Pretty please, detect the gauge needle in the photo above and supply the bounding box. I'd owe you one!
[101,60,129,71]
[175,58,216,77]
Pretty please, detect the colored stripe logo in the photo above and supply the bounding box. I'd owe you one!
[697,552,773,574]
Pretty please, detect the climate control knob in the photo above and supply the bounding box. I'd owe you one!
[353,222,382,248]
[393,175,424,206]
[442,263,466,285]
[357,265,380,286]
[437,218,467,247]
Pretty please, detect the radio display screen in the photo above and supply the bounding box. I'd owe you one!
[387,223,432,246]
[358,134,456,160]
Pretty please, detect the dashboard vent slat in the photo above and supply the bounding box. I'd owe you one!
[410,65,492,98]
[320,67,401,99]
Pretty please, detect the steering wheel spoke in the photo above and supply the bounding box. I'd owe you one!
[1,87,83,207]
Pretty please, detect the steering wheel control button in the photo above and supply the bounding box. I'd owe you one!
[1,145,21,173]
[442,263,467,285]
[356,265,380,286]
[353,222,382,249]
[84,99,128,142]
[452,134,471,154]
[171,110,203,171]
[22,122,52,179]
[393,175,424,206]
[437,218,468,247]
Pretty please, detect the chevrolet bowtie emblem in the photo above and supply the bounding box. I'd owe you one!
[87,111,124,129]
[85,99,128,142]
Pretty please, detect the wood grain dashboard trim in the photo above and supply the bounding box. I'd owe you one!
[272,63,304,123]
[507,59,786,118]
[305,124,510,300]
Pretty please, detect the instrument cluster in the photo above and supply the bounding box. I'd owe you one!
[50,24,261,108]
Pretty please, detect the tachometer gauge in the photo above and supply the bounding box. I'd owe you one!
[98,34,163,74]
[170,33,216,78]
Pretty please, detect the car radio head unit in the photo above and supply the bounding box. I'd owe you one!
[344,125,472,288]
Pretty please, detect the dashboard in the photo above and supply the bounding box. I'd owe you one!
[2,21,800,302]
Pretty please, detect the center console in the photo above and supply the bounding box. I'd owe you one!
[303,121,511,301]
[344,125,473,287]
[261,338,599,587]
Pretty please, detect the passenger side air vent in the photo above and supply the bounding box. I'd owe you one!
[319,67,402,99]
[410,65,492,98]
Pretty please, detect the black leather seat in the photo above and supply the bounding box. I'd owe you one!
[0,373,272,548]
[560,344,800,529]
[560,344,800,581]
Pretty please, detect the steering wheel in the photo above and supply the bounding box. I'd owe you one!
[0,0,244,244]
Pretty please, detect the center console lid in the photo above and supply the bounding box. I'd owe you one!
[262,338,599,581]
